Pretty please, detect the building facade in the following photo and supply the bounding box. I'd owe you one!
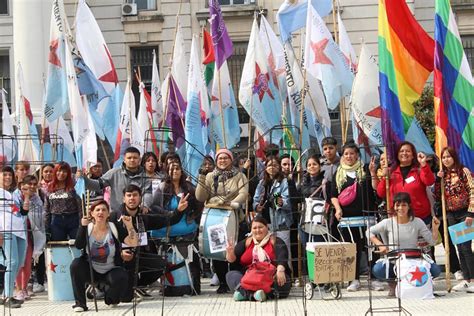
[1,0,473,140]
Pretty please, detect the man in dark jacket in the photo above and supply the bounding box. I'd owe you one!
[109,184,184,302]
[80,147,152,211]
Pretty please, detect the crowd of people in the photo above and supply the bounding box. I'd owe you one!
[0,138,472,311]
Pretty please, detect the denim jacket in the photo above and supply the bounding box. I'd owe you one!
[253,178,293,231]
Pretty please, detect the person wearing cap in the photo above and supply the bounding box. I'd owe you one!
[195,148,249,294]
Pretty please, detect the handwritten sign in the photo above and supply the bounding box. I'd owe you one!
[311,242,356,284]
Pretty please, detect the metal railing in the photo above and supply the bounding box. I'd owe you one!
[462,39,474,75]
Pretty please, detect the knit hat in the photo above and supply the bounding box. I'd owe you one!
[215,148,233,162]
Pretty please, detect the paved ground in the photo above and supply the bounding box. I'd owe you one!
[1,275,473,316]
[1,246,473,315]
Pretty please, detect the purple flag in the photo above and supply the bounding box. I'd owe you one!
[208,0,233,69]
[166,75,187,149]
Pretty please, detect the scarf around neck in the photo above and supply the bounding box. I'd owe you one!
[252,232,272,263]
[336,159,365,192]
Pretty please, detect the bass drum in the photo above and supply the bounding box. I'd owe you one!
[199,207,238,261]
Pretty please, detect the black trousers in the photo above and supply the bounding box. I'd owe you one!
[35,253,46,285]
[70,257,128,307]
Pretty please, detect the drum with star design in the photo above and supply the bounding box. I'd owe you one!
[46,241,81,301]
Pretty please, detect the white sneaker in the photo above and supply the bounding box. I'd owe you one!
[210,273,220,286]
[454,270,464,281]
[33,284,45,293]
[14,290,26,302]
[370,280,385,291]
[452,280,469,292]
[347,280,361,292]
[467,282,474,293]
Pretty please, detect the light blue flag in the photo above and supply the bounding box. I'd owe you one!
[102,85,123,149]
[277,0,333,43]
[209,62,240,149]
[405,118,434,155]
[185,37,209,183]
[74,146,85,197]
[74,55,109,112]
[44,36,69,122]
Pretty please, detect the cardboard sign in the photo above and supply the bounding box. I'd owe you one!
[448,222,474,245]
[311,242,357,284]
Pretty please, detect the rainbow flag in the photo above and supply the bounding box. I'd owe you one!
[434,0,474,170]
[378,0,434,158]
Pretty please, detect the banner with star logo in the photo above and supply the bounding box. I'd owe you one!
[239,18,283,141]
[303,2,354,110]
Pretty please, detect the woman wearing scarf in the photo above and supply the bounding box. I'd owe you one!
[225,216,291,302]
[195,148,248,294]
[331,141,376,292]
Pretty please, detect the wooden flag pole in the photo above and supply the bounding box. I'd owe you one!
[438,160,452,292]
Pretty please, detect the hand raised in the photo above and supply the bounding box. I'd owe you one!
[177,193,190,212]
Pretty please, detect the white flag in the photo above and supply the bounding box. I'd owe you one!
[350,44,383,145]
[338,12,357,72]
[81,97,98,168]
[151,50,163,127]
[171,20,188,97]
[65,37,89,149]
[119,79,144,155]
[75,0,118,92]
[0,89,16,164]
[16,64,40,171]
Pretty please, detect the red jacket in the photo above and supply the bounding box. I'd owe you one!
[377,164,435,219]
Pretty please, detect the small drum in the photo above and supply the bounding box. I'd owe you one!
[301,198,327,235]
[46,241,81,301]
[387,248,423,260]
[199,207,238,261]
[337,216,376,228]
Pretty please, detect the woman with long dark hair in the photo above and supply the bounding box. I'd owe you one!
[44,162,82,241]
[151,161,204,294]
[435,147,474,292]
[253,156,292,257]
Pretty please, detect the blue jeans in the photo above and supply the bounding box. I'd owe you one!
[0,233,27,297]
[50,213,80,241]
[373,260,441,280]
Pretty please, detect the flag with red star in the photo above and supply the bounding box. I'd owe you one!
[303,3,354,110]
[44,0,69,122]
[239,18,283,141]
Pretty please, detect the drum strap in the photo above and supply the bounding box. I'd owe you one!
[87,223,119,241]
[309,180,327,201]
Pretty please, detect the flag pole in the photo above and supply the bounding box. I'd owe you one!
[161,1,183,154]
[438,158,452,292]
[332,1,346,144]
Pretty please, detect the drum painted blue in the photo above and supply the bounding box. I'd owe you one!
[199,207,238,261]
[46,244,81,301]
[337,216,376,228]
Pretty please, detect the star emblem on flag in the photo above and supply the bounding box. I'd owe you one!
[311,38,333,65]
[366,106,382,118]
[252,63,274,102]
[49,39,62,67]
[98,45,119,84]
[49,261,58,273]
[409,266,427,286]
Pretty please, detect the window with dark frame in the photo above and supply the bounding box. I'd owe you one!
[0,0,8,15]
[461,35,474,75]
[126,0,156,11]
[130,46,158,113]
[218,0,255,5]
[0,52,11,135]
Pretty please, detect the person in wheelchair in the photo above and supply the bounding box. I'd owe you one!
[225,216,291,302]
[368,192,441,296]
[71,200,138,312]
[109,184,185,302]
